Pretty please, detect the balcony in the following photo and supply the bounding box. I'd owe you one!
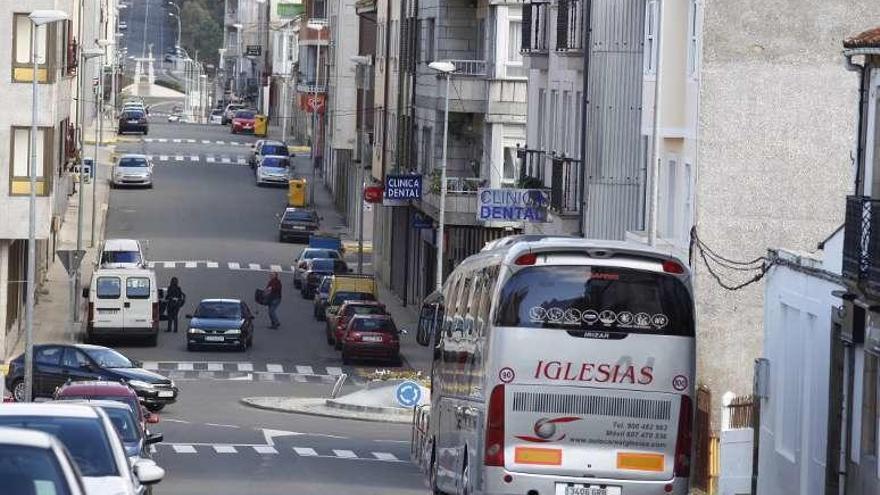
[556,0,584,52]
[522,2,550,55]
[549,155,582,216]
[843,196,880,295]
[420,176,483,226]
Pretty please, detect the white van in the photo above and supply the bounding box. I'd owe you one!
[83,268,163,346]
[99,239,145,269]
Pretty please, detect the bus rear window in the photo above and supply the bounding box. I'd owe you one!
[495,266,694,336]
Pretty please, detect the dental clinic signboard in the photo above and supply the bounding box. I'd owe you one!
[383,174,423,206]
[477,188,550,224]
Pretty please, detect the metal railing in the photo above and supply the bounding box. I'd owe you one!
[522,1,550,53]
[843,196,880,294]
[549,156,581,215]
[448,59,487,77]
[556,0,584,51]
[517,146,547,183]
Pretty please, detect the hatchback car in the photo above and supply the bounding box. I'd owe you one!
[61,399,162,464]
[313,276,333,320]
[5,344,178,412]
[112,154,153,188]
[223,103,246,124]
[118,109,148,135]
[231,109,256,134]
[250,140,289,168]
[0,403,164,495]
[256,155,292,186]
[210,109,224,124]
[330,300,387,347]
[340,315,403,365]
[293,248,342,287]
[324,290,379,337]
[54,380,158,432]
[186,299,255,351]
[301,258,350,299]
[0,426,87,495]
[279,207,320,242]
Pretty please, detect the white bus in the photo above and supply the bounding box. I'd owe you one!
[413,236,695,495]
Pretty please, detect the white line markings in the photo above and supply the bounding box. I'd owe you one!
[159,155,169,161]
[202,140,211,144]
[187,139,196,143]
[253,446,279,455]
[179,362,194,371]
[214,445,237,454]
[206,261,219,268]
[237,362,254,372]
[173,139,182,143]
[158,138,168,143]
[204,423,240,429]
[175,156,184,161]
[207,362,223,371]
[190,155,199,162]
[266,364,284,373]
[248,263,261,270]
[184,261,197,268]
[172,445,197,454]
[270,264,282,272]
[221,157,231,163]
[163,262,175,269]
[326,367,343,376]
[294,447,318,457]
[228,262,240,270]
[216,140,225,145]
[206,156,216,163]
[295,365,314,375]
[229,141,238,146]
[237,158,247,165]
[142,361,158,370]
[372,452,398,461]
[333,450,358,459]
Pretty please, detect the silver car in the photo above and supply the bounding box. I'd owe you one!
[0,426,87,495]
[112,154,154,188]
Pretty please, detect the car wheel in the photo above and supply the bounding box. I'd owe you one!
[187,343,195,352]
[145,403,164,413]
[146,334,158,346]
[11,379,27,402]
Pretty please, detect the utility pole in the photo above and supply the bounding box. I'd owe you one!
[427,61,456,291]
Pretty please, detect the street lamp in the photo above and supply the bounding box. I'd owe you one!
[307,22,325,204]
[168,12,181,51]
[351,55,372,274]
[428,60,456,292]
[91,39,111,247]
[24,9,69,402]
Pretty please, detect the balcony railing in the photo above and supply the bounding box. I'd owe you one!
[549,155,581,216]
[556,0,584,51]
[449,60,487,77]
[516,145,546,184]
[522,1,550,53]
[843,196,880,294]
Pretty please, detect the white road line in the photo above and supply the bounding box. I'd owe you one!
[178,362,194,371]
[221,157,232,163]
[237,363,254,372]
[145,155,154,160]
[175,156,184,161]
[172,445,197,454]
[228,262,240,270]
[158,138,168,143]
[163,262,175,269]
[206,156,216,163]
[270,264,282,272]
[173,139,181,143]
[248,263,261,270]
[253,446,278,455]
[159,155,169,161]
[229,141,238,146]
[206,262,219,268]
[326,366,343,376]
[204,423,239,429]
[293,375,308,383]
[295,365,314,375]
[147,262,156,268]
[142,361,158,370]
[266,364,284,373]
[184,261,197,268]
[187,139,196,143]
[202,140,211,144]
[213,445,237,454]
[372,452,398,461]
[237,158,247,165]
[216,140,225,145]
[190,155,199,162]
[333,450,358,459]
[294,447,318,457]
[207,362,223,371]
[144,138,154,143]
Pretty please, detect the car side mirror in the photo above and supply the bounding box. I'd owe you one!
[133,460,165,485]
[146,432,164,444]
[146,413,160,424]
[399,329,409,335]
[81,288,90,298]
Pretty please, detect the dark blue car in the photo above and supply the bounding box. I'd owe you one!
[185,299,255,352]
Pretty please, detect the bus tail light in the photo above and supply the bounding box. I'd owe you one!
[662,260,685,274]
[515,253,537,266]
[484,384,505,467]
[674,395,693,478]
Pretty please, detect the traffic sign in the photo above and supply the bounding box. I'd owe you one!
[57,250,86,276]
[395,381,422,408]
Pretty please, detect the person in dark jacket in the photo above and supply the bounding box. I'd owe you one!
[165,277,186,333]
[265,273,282,329]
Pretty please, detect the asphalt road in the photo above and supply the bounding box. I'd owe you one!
[105,120,423,495]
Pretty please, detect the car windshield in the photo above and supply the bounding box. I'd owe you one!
[355,318,396,333]
[0,417,118,477]
[194,302,241,319]
[311,259,339,272]
[211,110,223,116]
[235,111,255,119]
[101,250,141,264]
[305,249,339,260]
[122,112,144,119]
[57,396,140,420]
[0,444,72,495]
[284,211,314,222]
[118,157,148,168]
[97,407,139,443]
[261,144,288,156]
[82,347,134,368]
[346,305,385,317]
[332,291,376,306]
[262,157,289,169]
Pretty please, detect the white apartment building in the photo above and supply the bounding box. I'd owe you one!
[223,0,267,102]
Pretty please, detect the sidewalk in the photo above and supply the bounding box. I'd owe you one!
[3,127,114,361]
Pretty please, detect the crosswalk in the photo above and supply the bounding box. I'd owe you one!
[154,443,405,462]
[140,154,250,165]
[142,138,252,147]
[143,361,346,383]
[147,260,373,274]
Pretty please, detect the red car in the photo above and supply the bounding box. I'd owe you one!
[330,300,387,349]
[340,314,402,366]
[231,109,256,134]
[53,380,159,432]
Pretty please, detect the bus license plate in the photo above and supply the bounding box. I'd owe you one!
[557,485,621,495]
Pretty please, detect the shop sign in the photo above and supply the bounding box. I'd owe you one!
[477,188,550,223]
[245,45,262,57]
[277,2,305,18]
[412,212,433,229]
[363,185,384,203]
[383,174,422,205]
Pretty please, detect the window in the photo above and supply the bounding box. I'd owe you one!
[0,444,74,495]
[502,146,518,186]
[687,0,701,77]
[643,0,659,75]
[126,277,151,299]
[562,91,571,154]
[35,346,62,366]
[421,126,432,172]
[10,126,53,196]
[96,277,122,299]
[662,159,678,239]
[63,348,90,369]
[507,19,526,78]
[421,18,435,63]
[13,13,56,83]
[861,353,878,457]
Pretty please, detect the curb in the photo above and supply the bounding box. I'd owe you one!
[239,397,412,424]
[325,398,412,416]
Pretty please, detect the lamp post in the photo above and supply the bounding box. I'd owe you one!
[167,1,181,50]
[307,22,325,205]
[24,9,69,402]
[92,39,111,247]
[428,61,456,292]
[351,55,372,274]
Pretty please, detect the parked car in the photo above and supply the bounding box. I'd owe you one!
[256,155,291,187]
[301,258,350,299]
[0,426,88,495]
[222,103,246,125]
[118,109,148,135]
[293,248,342,288]
[0,403,165,494]
[324,289,379,339]
[340,314,403,365]
[185,299,255,352]
[4,344,178,412]
[210,109,224,124]
[99,238,146,269]
[231,109,257,134]
[61,399,163,465]
[54,380,159,434]
[278,207,320,242]
[329,300,387,347]
[249,140,289,168]
[324,275,378,326]
[313,275,333,320]
[111,154,153,188]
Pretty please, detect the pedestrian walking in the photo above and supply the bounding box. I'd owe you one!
[165,277,186,333]
[265,272,282,329]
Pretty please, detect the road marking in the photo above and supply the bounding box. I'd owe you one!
[185,261,197,268]
[294,447,318,457]
[142,361,158,370]
[296,365,314,375]
[333,450,358,459]
[229,141,238,146]
[145,155,154,160]
[237,362,254,372]
[214,445,237,454]
[326,367,343,376]
[175,155,184,161]
[253,446,278,455]
[237,158,247,165]
[293,375,308,383]
[202,140,211,144]
[207,362,223,371]
[270,264,282,272]
[158,138,168,143]
[206,262,219,268]
[159,155,169,161]
[216,140,225,145]
[221,156,232,164]
[372,452,398,461]
[163,262,175,269]
[248,263,261,270]
[173,445,197,454]
[206,156,216,163]
[228,262,240,270]
[187,139,196,143]
[162,419,191,424]
[204,423,239,429]
[190,155,199,162]
[266,364,284,373]
[179,362,194,371]
[144,138,154,143]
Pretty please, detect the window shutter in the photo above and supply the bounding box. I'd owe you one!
[522,4,532,51]
[557,0,570,50]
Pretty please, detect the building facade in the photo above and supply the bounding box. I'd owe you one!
[223,0,269,104]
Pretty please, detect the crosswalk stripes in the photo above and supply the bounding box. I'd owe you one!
[147,260,372,274]
[141,137,252,147]
[172,445,197,454]
[253,446,278,455]
[294,447,318,457]
[372,452,398,461]
[156,444,403,462]
[141,361,348,377]
[333,450,358,459]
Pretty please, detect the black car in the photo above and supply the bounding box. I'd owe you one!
[301,258,350,299]
[4,344,178,407]
[185,299,255,352]
[278,208,320,243]
[118,109,148,135]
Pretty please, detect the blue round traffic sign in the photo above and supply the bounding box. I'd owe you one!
[395,381,422,408]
